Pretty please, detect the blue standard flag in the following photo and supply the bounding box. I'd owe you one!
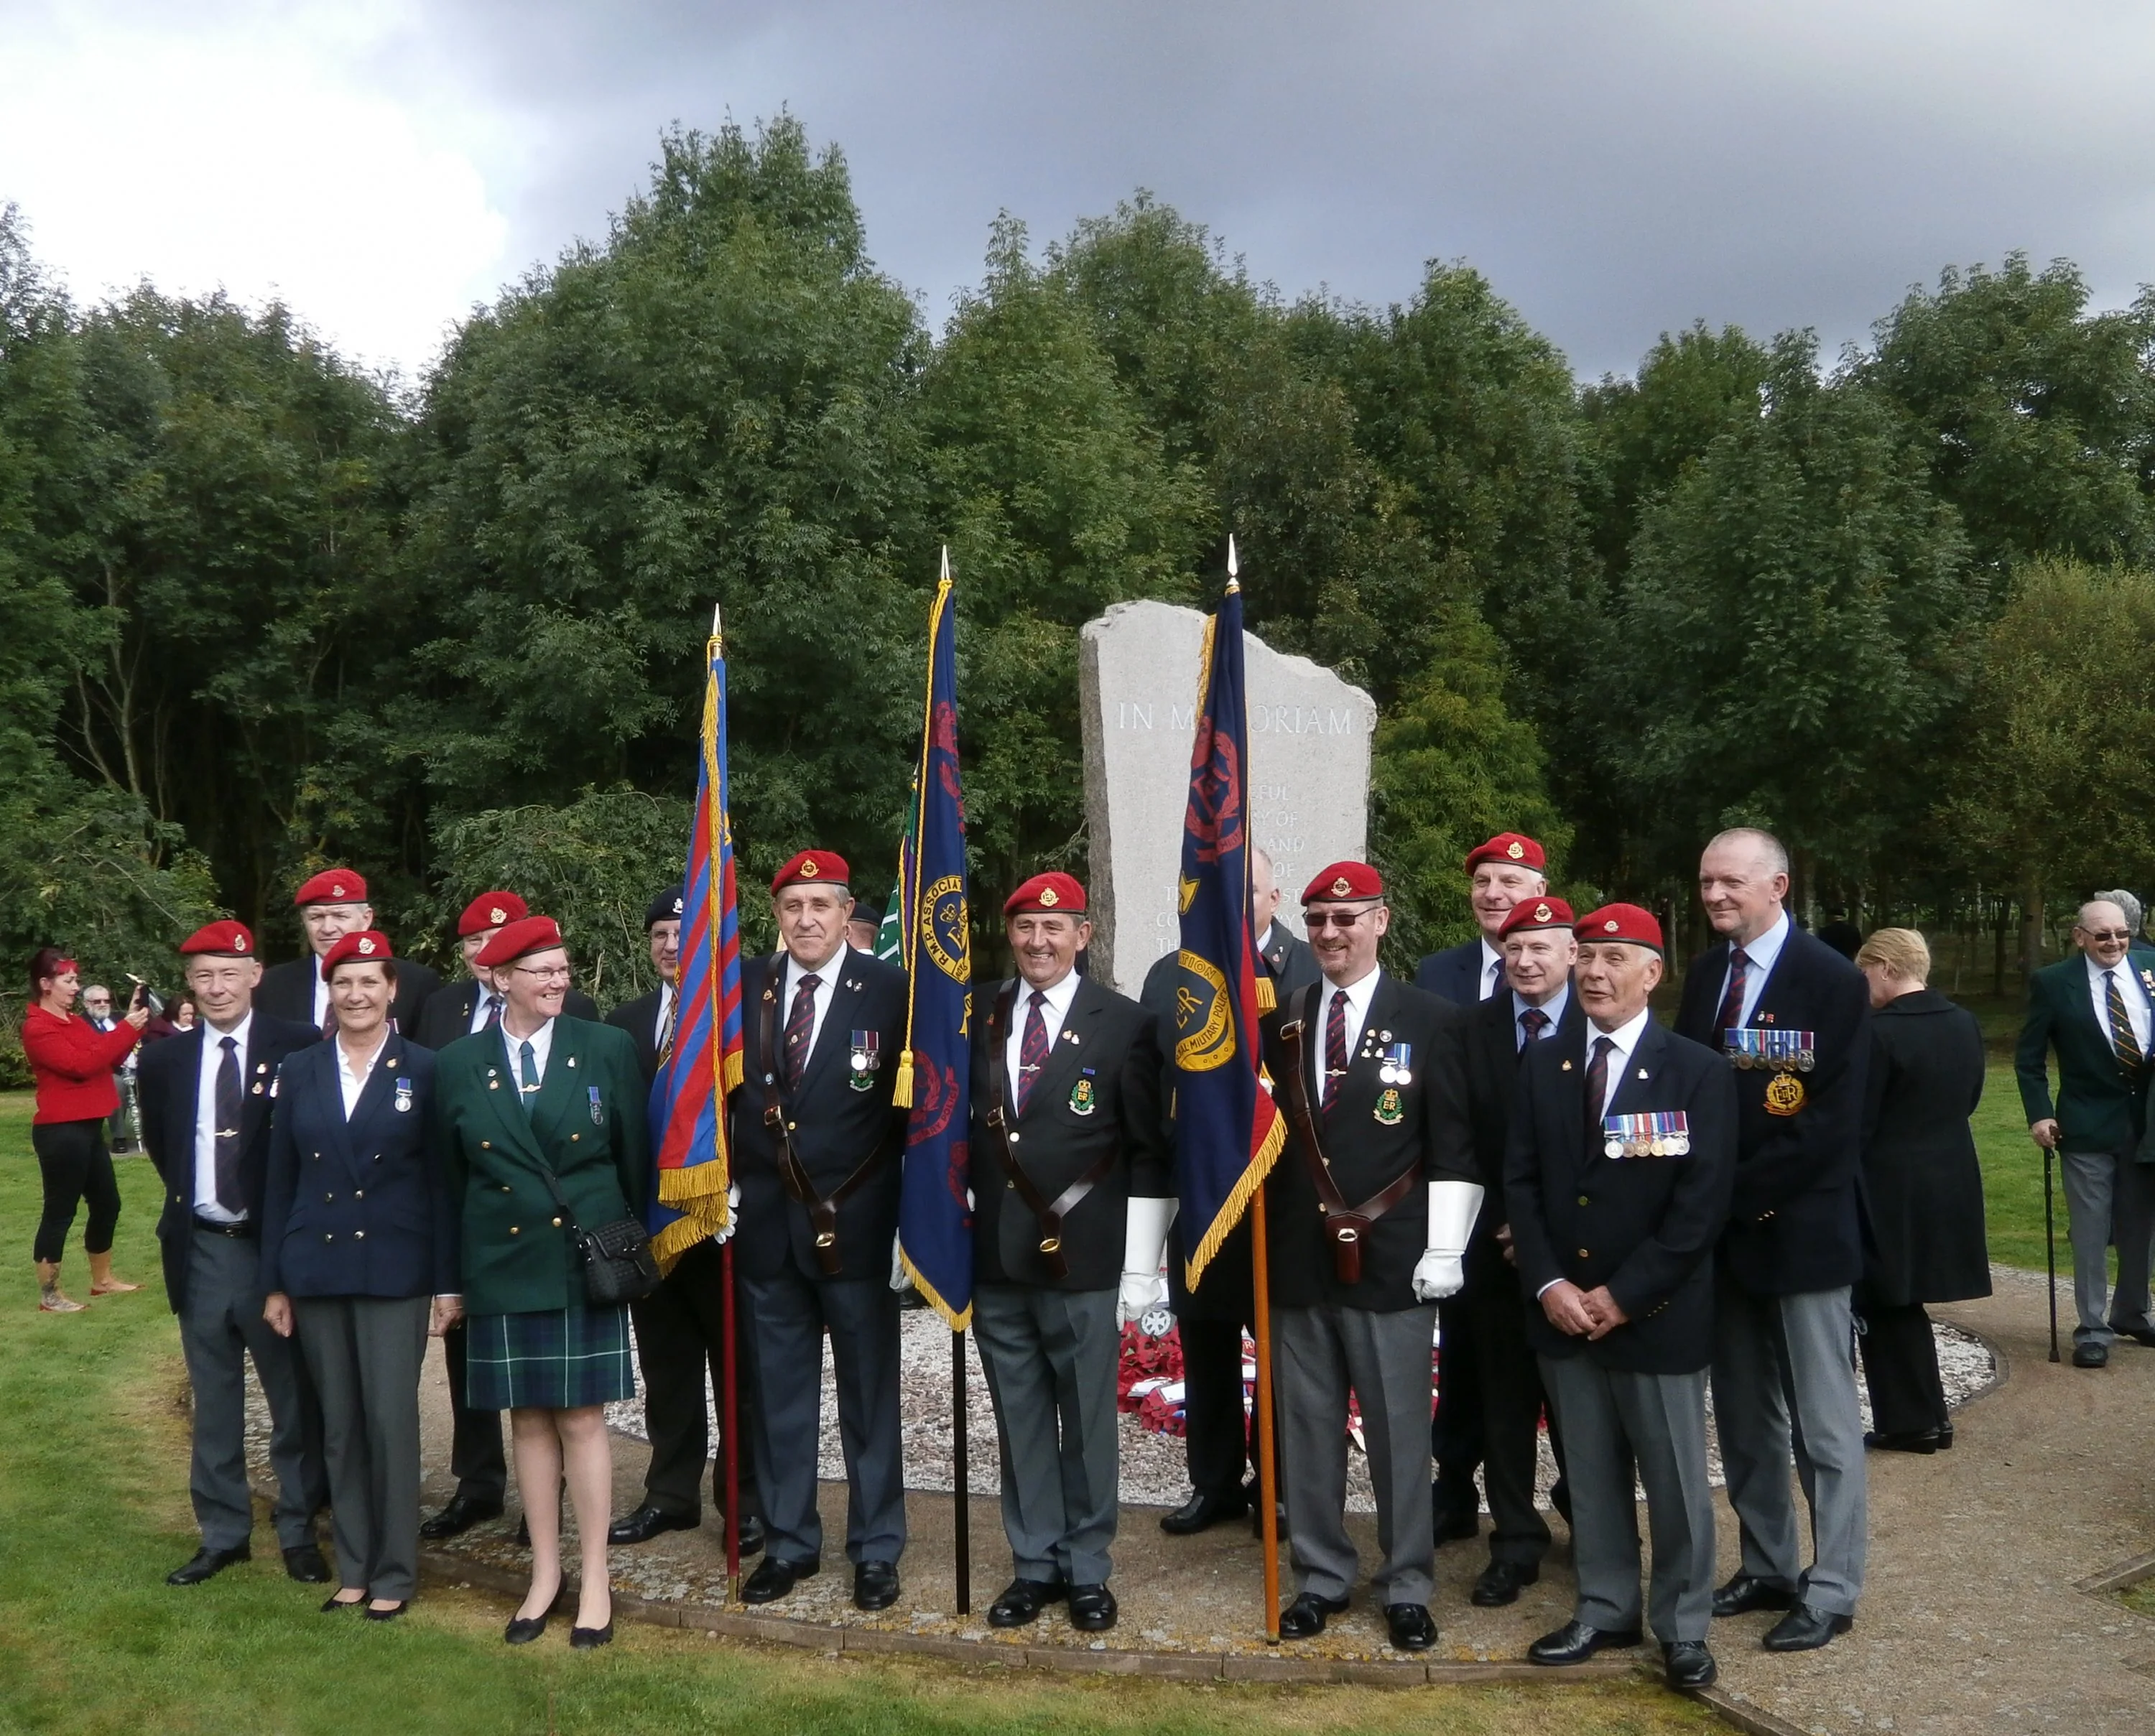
[895,565,974,1327]
[1174,576,1287,1286]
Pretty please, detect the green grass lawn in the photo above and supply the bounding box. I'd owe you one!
[0,1092,1707,1736]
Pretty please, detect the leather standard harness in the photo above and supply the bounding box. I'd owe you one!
[982,980,1118,1280]
[758,978,892,1276]
[1275,980,1421,1285]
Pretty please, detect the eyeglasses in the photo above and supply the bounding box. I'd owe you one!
[2078,928,2135,944]
[1303,909,1376,932]
[512,965,574,983]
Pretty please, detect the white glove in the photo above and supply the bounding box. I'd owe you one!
[1410,1179,1484,1302]
[889,1234,915,1294]
[710,1181,743,1246]
[1116,1195,1178,1326]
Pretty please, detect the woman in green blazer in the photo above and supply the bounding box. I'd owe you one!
[437,916,648,1649]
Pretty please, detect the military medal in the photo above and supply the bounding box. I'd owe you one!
[588,1085,603,1125]
[1374,1086,1404,1125]
[1069,1070,1098,1116]
[394,1077,413,1114]
[1603,1111,1690,1158]
[1765,1072,1806,1116]
[1377,1041,1413,1086]
[849,1029,880,1092]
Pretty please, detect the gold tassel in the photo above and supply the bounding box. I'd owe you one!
[1256,976,1276,1013]
[891,1046,915,1108]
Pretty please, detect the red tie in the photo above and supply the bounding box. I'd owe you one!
[1322,987,1350,1114]
[1015,989,1050,1115]
[783,973,820,1090]
[1583,1034,1616,1138]
[1714,947,1751,1036]
[1518,1006,1550,1055]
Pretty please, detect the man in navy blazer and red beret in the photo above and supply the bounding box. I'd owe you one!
[256,869,441,1036]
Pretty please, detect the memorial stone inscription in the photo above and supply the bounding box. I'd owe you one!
[1078,599,1375,996]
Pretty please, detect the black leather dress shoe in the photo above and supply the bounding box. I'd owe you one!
[1471,1559,1539,1607]
[733,1515,767,1556]
[1711,1572,1797,1617]
[1863,1427,1940,1454]
[569,1620,615,1649]
[1276,1591,1350,1638]
[1067,1584,1117,1632]
[2117,1326,2155,1347]
[167,1544,250,1586]
[1763,1602,1853,1652]
[283,1544,332,1584]
[608,1504,698,1546]
[1384,1603,1438,1651]
[420,1494,504,1541]
[1529,1619,1644,1665]
[986,1577,1066,1628]
[1663,1640,1717,1688]
[741,1556,817,1604]
[1161,1489,1250,1536]
[2073,1341,2109,1368]
[1935,1424,1954,1450]
[853,1560,900,1611]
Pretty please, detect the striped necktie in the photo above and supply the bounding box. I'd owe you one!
[2104,970,2144,1077]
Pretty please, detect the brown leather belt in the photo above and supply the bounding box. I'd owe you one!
[983,981,1116,1280]
[1276,981,1420,1285]
[758,982,889,1276]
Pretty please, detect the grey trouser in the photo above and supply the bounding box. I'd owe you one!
[972,1283,1121,1586]
[2059,1148,2155,1343]
[1541,1356,1715,1643]
[1273,1300,1438,1608]
[179,1227,326,1552]
[296,1294,430,1600]
[1712,1275,1868,1616]
[741,1268,905,1569]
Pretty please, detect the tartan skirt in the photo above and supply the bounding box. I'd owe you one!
[465,1302,634,1411]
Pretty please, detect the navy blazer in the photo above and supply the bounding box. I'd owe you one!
[731,950,910,1284]
[136,1012,321,1314]
[1463,986,1587,1286]
[1414,939,1496,1010]
[258,1039,455,1299]
[1675,924,1870,1296]
[1504,1016,1736,1373]
[605,988,666,1085]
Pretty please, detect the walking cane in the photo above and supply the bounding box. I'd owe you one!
[2043,1142,2060,1364]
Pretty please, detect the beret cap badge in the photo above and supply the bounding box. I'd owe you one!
[800,858,820,878]
[1534,903,1552,922]
[357,937,376,955]
[1038,886,1060,907]
[1506,841,1524,860]
[490,906,507,924]
[1330,876,1351,896]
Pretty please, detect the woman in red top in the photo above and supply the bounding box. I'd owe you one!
[21,947,149,1312]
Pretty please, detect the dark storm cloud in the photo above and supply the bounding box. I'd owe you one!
[381,1,2155,376]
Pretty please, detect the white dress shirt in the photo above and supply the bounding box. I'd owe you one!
[1478,939,1504,1001]
[501,1016,556,1105]
[310,970,330,1033]
[1311,963,1384,1103]
[1583,1003,1654,1121]
[193,1013,254,1222]
[652,981,675,1049]
[335,1031,387,1118]
[1512,983,1571,1049]
[2085,953,2152,1054]
[1717,910,1791,1029]
[466,981,508,1036]
[780,944,846,1067]
[1005,966,1083,1115]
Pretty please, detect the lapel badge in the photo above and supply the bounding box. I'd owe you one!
[1378,1041,1413,1086]
[1069,1069,1098,1116]
[589,1085,603,1125]
[255,1061,268,1074]
[566,1054,577,1067]
[1373,1086,1404,1126]
[1561,1059,1573,1072]
[251,1082,264,1095]
[394,1077,414,1114]
[848,1030,881,1091]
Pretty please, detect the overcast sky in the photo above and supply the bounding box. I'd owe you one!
[5,1,2154,385]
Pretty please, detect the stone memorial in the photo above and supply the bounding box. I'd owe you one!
[1078,598,1376,997]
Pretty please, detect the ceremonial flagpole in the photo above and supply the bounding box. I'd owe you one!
[715,607,743,1603]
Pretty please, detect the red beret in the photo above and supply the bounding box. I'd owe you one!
[771,850,851,893]
[457,891,528,937]
[180,920,256,957]
[293,868,368,906]
[473,914,566,970]
[1575,903,1664,952]
[1302,861,1384,904]
[1499,896,1575,938]
[320,930,395,979]
[1004,871,1088,917]
[1464,833,1546,873]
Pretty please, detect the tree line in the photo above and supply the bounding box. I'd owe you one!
[5,113,2155,1023]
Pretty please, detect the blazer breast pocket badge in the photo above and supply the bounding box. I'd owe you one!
[394,1077,413,1114]
[588,1085,604,1126]
[1069,1069,1098,1116]
[1373,1086,1404,1126]
[1603,1110,1688,1158]
[848,1030,881,1092]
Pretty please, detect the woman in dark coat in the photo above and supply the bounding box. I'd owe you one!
[1853,927,1991,1452]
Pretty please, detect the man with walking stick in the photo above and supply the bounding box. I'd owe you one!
[2015,899,2155,1368]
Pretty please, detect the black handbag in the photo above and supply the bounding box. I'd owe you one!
[530,1164,661,1306]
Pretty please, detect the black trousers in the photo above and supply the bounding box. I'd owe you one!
[1860,1301,1948,1436]
[1470,1278,1560,1564]
[630,1238,765,1523]
[1180,1317,1281,1498]
[440,1323,507,1506]
[32,1118,121,1263]
[1430,1291,1484,1523]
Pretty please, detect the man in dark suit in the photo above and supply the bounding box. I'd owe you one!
[604,884,766,1555]
[1677,828,1870,1654]
[970,872,1172,1635]
[2016,896,2155,1368]
[417,890,596,1543]
[255,868,441,1036]
[1263,861,1480,1654]
[1414,830,1549,1544]
[136,919,328,1586]
[1458,893,1582,1607]
[1143,846,1317,1536]
[724,851,909,1610]
[1510,903,1734,1691]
